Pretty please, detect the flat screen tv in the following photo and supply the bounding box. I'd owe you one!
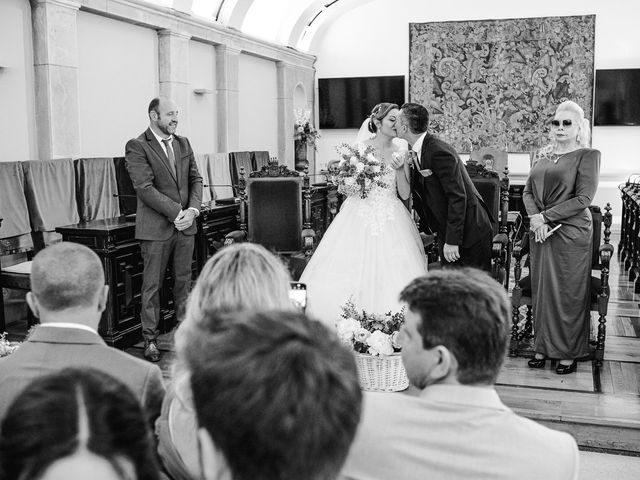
[594,69,640,126]
[318,76,405,129]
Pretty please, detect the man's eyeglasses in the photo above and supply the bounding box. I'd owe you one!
[550,119,572,127]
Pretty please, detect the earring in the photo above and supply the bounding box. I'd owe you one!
[369,131,377,139]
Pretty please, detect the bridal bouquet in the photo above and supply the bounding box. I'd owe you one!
[331,143,390,199]
[336,298,405,357]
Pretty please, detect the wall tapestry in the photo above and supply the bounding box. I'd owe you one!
[409,15,595,153]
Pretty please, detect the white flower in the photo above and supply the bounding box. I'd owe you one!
[391,331,402,349]
[336,318,360,344]
[364,178,371,187]
[366,153,379,163]
[366,331,394,356]
[344,177,356,186]
[349,156,359,165]
[356,162,365,173]
[338,158,346,167]
[372,165,381,173]
[357,143,367,156]
[354,327,371,343]
[297,126,305,133]
[337,145,351,157]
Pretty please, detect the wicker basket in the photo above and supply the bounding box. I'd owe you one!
[355,353,409,392]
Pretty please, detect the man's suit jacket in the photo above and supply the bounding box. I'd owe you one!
[0,326,165,425]
[341,386,579,480]
[413,134,492,248]
[125,128,203,241]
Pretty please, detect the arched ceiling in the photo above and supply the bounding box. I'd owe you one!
[152,0,375,51]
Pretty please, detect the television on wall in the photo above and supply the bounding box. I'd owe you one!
[318,76,405,129]
[594,69,640,126]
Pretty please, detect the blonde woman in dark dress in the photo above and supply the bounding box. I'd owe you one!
[523,100,600,375]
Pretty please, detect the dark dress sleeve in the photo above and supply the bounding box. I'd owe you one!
[543,149,601,223]
[523,173,541,216]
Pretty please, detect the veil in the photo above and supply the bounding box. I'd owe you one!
[355,118,372,144]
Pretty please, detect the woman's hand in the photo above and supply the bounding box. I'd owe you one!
[529,213,545,231]
[534,223,550,243]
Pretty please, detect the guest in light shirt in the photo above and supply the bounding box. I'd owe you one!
[0,242,165,426]
[340,268,579,480]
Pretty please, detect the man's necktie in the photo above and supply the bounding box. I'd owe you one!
[161,138,177,176]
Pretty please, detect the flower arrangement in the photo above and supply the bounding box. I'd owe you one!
[294,108,320,150]
[0,332,19,358]
[332,143,391,199]
[336,298,405,357]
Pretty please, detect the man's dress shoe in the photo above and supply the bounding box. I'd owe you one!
[144,341,160,362]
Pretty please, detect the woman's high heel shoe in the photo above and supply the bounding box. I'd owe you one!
[527,357,546,368]
[555,360,577,375]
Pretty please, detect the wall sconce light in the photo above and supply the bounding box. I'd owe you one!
[193,88,213,95]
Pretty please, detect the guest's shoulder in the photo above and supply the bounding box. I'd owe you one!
[579,148,601,159]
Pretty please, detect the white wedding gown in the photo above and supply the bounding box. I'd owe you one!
[300,159,428,329]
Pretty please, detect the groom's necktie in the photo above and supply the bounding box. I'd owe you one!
[162,138,177,176]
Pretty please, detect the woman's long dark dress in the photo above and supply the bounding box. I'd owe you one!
[523,148,600,359]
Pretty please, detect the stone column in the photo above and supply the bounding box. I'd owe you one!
[31,0,81,159]
[276,61,295,168]
[158,29,191,137]
[215,45,241,153]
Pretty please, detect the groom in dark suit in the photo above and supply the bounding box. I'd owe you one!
[396,103,492,270]
[126,97,202,361]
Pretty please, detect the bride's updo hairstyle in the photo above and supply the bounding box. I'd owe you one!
[554,100,591,147]
[368,103,399,134]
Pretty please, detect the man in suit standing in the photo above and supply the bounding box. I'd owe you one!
[0,242,165,426]
[126,97,202,361]
[396,103,493,270]
[340,269,579,480]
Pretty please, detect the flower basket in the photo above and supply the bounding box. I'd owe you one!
[355,353,409,392]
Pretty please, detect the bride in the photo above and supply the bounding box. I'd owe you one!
[300,103,428,328]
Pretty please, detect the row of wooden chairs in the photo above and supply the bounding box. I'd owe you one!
[618,175,640,294]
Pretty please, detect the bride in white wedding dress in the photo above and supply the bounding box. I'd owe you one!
[300,103,428,328]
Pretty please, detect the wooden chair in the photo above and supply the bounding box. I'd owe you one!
[229,151,256,197]
[225,160,315,278]
[464,159,511,289]
[619,175,640,293]
[510,204,613,369]
[251,151,271,172]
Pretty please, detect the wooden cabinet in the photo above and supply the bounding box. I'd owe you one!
[310,183,339,243]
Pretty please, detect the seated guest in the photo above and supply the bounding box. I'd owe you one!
[0,368,159,480]
[157,243,295,479]
[179,309,362,480]
[0,242,165,426]
[341,268,579,480]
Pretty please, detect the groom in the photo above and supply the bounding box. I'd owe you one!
[395,103,493,271]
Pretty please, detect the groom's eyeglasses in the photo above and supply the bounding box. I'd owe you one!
[550,119,572,127]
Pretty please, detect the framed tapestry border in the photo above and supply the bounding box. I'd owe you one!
[408,15,596,153]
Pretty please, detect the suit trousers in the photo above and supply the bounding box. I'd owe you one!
[140,230,194,341]
[439,230,492,272]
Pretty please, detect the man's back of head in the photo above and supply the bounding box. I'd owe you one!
[399,102,430,135]
[399,268,510,386]
[29,242,106,320]
[179,309,362,480]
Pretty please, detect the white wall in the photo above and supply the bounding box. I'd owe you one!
[238,53,278,156]
[189,40,217,154]
[0,0,36,161]
[311,0,640,219]
[77,11,158,157]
